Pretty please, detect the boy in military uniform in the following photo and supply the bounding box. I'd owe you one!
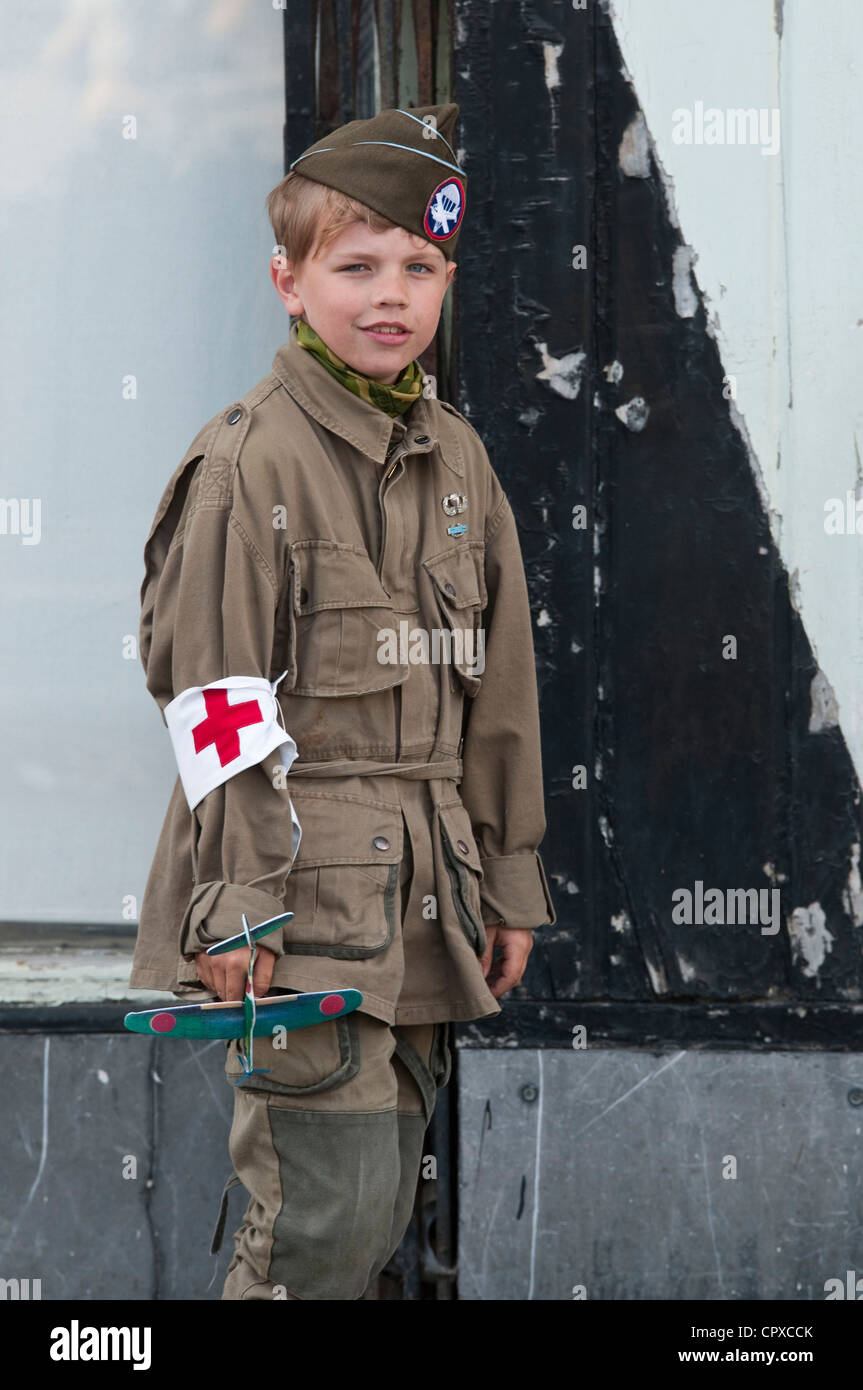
[131,103,556,1300]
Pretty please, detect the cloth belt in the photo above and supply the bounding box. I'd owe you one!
[286,757,462,779]
[286,757,463,805]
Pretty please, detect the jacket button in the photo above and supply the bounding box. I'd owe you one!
[226,408,242,424]
[457,839,470,854]
[415,434,430,444]
[373,836,391,851]
[444,582,456,596]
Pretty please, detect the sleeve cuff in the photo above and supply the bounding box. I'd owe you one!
[180,881,289,959]
[478,851,557,929]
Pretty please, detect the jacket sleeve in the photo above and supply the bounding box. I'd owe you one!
[139,428,297,960]
[459,486,557,930]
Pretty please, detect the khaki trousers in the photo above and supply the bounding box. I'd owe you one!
[217,833,453,1300]
[218,1012,451,1300]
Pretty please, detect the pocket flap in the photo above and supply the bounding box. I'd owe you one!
[422,544,487,610]
[290,791,403,866]
[438,801,484,878]
[292,541,394,615]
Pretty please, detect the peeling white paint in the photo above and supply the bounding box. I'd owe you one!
[677,956,697,982]
[611,0,863,779]
[603,359,624,384]
[809,667,840,733]
[787,567,804,615]
[0,947,171,1006]
[618,112,651,177]
[842,843,863,926]
[787,901,835,977]
[96,1069,109,1085]
[615,396,650,432]
[672,244,699,317]
[611,911,631,933]
[535,342,586,400]
[644,958,669,995]
[762,861,787,883]
[536,609,552,628]
[543,41,564,93]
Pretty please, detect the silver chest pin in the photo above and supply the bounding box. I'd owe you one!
[442,492,468,537]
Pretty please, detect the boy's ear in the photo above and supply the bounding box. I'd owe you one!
[271,256,304,315]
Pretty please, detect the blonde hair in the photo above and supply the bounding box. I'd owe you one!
[266,169,429,270]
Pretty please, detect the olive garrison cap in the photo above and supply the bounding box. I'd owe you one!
[289,103,467,260]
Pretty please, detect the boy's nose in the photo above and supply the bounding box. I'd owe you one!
[372,289,408,306]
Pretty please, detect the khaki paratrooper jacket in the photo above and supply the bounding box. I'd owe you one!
[129,321,556,1025]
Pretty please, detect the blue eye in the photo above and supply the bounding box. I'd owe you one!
[337,263,433,273]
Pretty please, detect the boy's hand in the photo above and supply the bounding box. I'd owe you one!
[479,925,534,998]
[195,944,276,1002]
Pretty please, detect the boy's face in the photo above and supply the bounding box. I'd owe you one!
[271,220,456,384]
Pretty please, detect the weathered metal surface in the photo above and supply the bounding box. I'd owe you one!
[0,1034,242,1300]
[458,1047,863,1300]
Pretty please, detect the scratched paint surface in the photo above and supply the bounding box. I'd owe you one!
[454,0,863,1014]
[0,1034,242,1298]
[457,1048,863,1300]
[613,0,863,768]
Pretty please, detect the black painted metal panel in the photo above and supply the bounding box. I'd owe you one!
[453,0,863,1039]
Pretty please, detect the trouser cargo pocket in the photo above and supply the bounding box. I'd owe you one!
[393,1021,453,1126]
[225,1007,361,1097]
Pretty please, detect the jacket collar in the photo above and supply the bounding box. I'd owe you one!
[271,321,464,477]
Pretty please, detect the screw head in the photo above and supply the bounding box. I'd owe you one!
[521,1083,538,1103]
[848,1088,863,1107]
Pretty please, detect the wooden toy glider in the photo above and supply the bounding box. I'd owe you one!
[123,910,362,1083]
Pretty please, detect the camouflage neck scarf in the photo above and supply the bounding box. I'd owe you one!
[295,318,424,417]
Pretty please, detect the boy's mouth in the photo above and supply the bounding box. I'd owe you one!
[359,322,410,343]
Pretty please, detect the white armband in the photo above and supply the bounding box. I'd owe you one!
[164,672,301,861]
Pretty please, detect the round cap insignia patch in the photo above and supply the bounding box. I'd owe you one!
[423,176,466,242]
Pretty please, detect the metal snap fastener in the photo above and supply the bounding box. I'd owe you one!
[373,836,391,851]
[444,582,456,596]
[226,408,242,424]
[299,587,309,604]
[415,434,430,444]
[457,839,469,854]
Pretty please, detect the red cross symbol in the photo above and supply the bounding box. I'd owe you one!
[192,688,264,767]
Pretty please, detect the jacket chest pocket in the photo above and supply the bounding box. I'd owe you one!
[280,790,403,958]
[437,800,486,954]
[277,540,409,696]
[422,544,486,697]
